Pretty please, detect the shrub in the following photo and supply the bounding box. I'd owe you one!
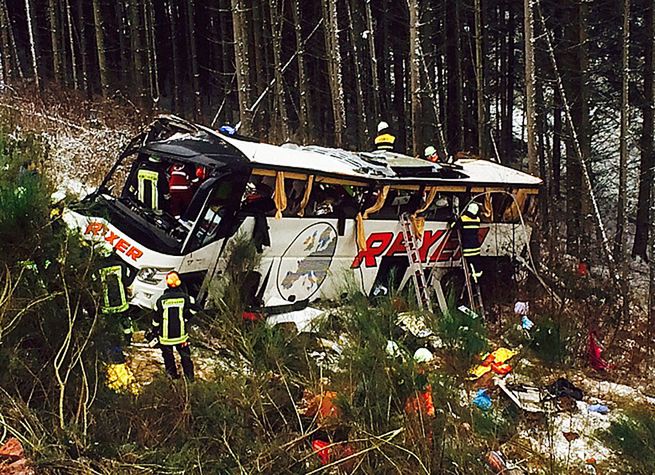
[600,407,655,474]
[435,304,489,371]
[529,313,573,365]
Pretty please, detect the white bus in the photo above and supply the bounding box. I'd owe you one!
[64,115,541,311]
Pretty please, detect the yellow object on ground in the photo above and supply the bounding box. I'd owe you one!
[468,347,517,380]
[106,363,141,395]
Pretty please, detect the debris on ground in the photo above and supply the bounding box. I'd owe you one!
[265,307,326,333]
[473,389,492,411]
[0,438,34,475]
[469,347,516,379]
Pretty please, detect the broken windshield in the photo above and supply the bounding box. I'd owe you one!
[97,151,215,251]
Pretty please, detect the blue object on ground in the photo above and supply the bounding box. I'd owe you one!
[473,389,492,411]
[521,315,534,331]
[588,404,609,414]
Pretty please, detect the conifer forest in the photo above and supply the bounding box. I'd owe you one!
[0,0,655,473]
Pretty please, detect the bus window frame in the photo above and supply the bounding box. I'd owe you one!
[182,173,248,253]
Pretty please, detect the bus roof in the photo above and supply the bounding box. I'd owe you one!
[139,115,543,191]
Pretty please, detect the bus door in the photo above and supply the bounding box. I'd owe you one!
[178,174,247,298]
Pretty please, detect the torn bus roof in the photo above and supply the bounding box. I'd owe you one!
[138,115,542,190]
[214,129,542,190]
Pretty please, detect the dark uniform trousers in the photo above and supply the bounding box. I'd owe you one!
[161,342,194,380]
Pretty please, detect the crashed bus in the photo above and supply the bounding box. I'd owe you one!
[64,115,542,311]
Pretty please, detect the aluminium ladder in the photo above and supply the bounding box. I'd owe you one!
[422,225,485,318]
[399,213,433,312]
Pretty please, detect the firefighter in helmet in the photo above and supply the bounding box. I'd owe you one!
[374,121,396,152]
[149,271,199,381]
[424,145,440,163]
[458,201,483,283]
[96,247,136,348]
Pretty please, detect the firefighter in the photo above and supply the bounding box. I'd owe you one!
[424,145,440,163]
[150,271,199,381]
[97,248,135,346]
[458,201,483,283]
[374,121,396,152]
[136,155,170,211]
[167,163,194,218]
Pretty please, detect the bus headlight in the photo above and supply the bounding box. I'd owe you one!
[137,267,172,285]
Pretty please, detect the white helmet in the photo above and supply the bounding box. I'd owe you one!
[466,202,480,216]
[424,145,437,157]
[413,347,433,363]
[377,121,389,133]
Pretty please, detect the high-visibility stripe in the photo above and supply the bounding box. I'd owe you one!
[160,297,188,345]
[463,247,481,256]
[138,169,159,210]
[375,133,396,145]
[461,214,480,229]
[170,185,191,191]
[99,265,128,314]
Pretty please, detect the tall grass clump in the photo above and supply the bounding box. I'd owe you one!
[435,302,489,371]
[600,407,655,474]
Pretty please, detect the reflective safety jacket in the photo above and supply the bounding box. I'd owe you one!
[459,211,481,257]
[374,132,396,151]
[153,288,199,346]
[168,164,194,217]
[98,256,135,314]
[136,161,169,210]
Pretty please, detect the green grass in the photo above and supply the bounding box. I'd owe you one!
[600,407,655,474]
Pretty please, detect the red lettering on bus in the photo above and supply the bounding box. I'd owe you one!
[114,238,130,254]
[104,230,120,246]
[385,233,406,257]
[84,222,106,236]
[418,230,445,262]
[351,232,394,268]
[125,247,143,261]
[352,228,491,268]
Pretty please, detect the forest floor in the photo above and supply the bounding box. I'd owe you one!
[2,84,655,474]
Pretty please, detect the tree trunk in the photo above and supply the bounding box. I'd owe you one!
[445,0,462,152]
[364,0,380,122]
[291,0,309,142]
[24,0,40,89]
[634,1,655,260]
[552,88,562,198]
[186,0,201,119]
[269,0,290,141]
[0,0,14,80]
[144,0,160,104]
[345,0,368,148]
[502,0,515,160]
[322,0,346,147]
[561,0,583,256]
[474,0,487,158]
[48,0,62,82]
[169,0,181,112]
[64,0,78,89]
[524,0,537,174]
[408,0,421,156]
[91,0,108,96]
[129,0,145,104]
[615,0,630,257]
[231,0,253,133]
[76,0,89,93]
